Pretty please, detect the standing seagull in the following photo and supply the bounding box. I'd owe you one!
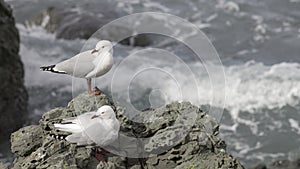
[40,40,114,94]
[53,105,120,156]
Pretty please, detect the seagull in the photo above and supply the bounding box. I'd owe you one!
[40,40,114,94]
[53,105,120,148]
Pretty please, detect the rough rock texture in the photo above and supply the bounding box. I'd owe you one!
[27,7,153,46]
[11,126,43,157]
[0,0,28,142]
[251,159,300,169]
[11,92,244,169]
[0,162,8,169]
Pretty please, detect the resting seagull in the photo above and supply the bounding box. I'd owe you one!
[40,40,113,94]
[53,105,120,161]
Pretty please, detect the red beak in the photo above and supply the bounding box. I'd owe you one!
[91,115,98,119]
[91,49,98,54]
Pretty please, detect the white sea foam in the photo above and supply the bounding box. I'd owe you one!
[289,119,300,134]
[7,0,300,167]
[246,152,285,161]
[18,23,300,153]
[148,60,300,120]
[19,24,300,120]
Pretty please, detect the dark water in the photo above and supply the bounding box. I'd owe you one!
[2,0,300,168]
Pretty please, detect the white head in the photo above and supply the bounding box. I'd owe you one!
[91,105,116,120]
[91,40,113,55]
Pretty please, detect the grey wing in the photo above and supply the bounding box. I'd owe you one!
[65,120,107,146]
[61,111,96,124]
[65,132,94,146]
[55,50,95,78]
[76,111,98,125]
[83,120,119,146]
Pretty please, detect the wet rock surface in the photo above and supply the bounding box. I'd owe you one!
[0,0,28,142]
[27,6,153,47]
[29,6,119,40]
[250,158,300,169]
[11,92,244,169]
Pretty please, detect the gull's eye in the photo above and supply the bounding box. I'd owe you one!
[101,112,105,114]
[102,46,105,48]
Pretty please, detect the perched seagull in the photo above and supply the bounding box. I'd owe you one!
[53,105,120,148]
[40,40,114,94]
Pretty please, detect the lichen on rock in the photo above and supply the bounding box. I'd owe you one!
[11,125,43,157]
[11,92,244,169]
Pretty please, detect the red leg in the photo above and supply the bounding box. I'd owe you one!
[96,148,108,155]
[95,153,105,162]
[87,78,92,93]
[94,147,107,162]
[99,149,108,154]
[86,79,101,95]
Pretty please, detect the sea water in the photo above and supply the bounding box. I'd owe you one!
[2,0,300,167]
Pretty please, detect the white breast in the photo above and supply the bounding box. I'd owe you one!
[92,51,114,77]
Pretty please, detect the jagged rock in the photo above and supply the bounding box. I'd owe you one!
[11,92,244,169]
[11,125,43,156]
[0,0,28,143]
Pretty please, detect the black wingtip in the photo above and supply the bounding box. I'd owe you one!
[49,133,67,140]
[40,65,55,71]
[40,65,67,74]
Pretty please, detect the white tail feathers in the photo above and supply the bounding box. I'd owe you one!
[54,123,83,133]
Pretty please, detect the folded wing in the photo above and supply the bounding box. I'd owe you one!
[55,50,95,78]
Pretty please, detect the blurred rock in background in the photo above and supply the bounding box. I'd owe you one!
[0,0,28,142]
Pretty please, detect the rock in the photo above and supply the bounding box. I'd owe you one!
[11,92,244,169]
[270,159,295,169]
[0,162,8,169]
[251,163,267,169]
[0,0,28,142]
[135,102,241,169]
[27,6,153,46]
[27,6,119,40]
[11,125,43,156]
[272,158,300,169]
[250,158,300,169]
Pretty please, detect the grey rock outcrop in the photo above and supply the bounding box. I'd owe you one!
[0,0,28,142]
[11,92,244,169]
